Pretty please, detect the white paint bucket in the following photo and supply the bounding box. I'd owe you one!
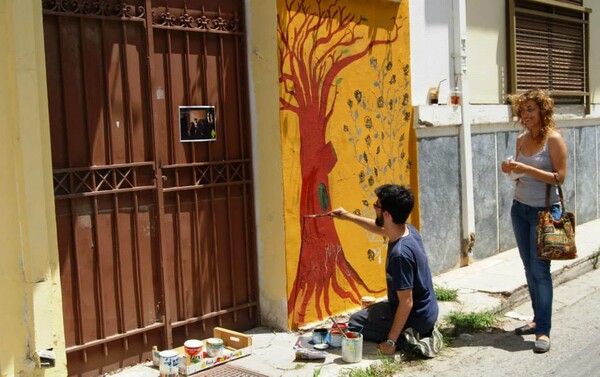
[341,332,363,363]
[158,350,179,376]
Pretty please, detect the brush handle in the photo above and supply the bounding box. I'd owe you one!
[330,317,349,340]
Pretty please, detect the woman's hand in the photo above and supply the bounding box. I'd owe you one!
[507,160,529,175]
[501,159,512,174]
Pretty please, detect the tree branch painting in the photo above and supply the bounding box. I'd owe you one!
[278,0,406,327]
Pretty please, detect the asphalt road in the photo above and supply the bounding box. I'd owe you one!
[402,267,600,377]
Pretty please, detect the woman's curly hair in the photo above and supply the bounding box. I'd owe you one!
[508,88,556,141]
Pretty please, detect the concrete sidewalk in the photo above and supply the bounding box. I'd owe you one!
[111,219,600,377]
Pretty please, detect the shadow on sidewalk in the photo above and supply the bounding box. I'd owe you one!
[447,327,534,352]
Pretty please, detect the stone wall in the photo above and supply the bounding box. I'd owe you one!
[416,113,600,274]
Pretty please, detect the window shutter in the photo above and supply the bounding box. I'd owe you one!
[515,13,584,93]
[510,0,590,108]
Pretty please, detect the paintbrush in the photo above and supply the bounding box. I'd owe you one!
[303,213,331,218]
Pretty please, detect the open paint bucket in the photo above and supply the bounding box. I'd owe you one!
[341,332,363,363]
[328,329,343,348]
[206,338,224,357]
[312,328,328,345]
[158,349,179,376]
[361,296,376,308]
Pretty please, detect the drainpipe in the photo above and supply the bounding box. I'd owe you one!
[453,0,476,265]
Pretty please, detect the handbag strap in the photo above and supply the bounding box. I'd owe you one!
[545,172,565,211]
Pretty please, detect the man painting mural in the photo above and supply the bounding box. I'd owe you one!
[330,184,442,357]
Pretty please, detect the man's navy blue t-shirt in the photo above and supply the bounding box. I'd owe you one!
[386,223,439,333]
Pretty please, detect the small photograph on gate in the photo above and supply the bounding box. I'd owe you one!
[179,105,216,142]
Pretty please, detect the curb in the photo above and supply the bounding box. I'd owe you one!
[488,253,597,317]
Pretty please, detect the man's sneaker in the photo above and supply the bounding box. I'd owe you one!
[402,327,443,358]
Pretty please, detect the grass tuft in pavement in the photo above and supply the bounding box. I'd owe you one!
[445,310,497,333]
[434,286,459,301]
[339,354,403,377]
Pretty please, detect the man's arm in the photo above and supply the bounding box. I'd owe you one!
[378,289,413,355]
[329,207,385,236]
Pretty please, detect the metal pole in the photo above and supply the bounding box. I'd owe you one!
[453,0,476,265]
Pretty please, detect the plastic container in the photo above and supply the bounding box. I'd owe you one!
[449,87,461,105]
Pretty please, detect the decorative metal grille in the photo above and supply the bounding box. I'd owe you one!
[42,0,145,18]
[53,163,155,199]
[152,9,239,33]
[162,161,249,192]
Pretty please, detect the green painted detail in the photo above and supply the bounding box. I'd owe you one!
[318,183,329,211]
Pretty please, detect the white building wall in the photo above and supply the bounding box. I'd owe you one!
[411,0,598,108]
[409,0,455,106]
[466,0,506,104]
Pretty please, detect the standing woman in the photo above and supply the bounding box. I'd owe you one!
[501,89,568,353]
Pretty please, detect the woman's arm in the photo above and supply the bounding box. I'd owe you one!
[547,132,568,184]
[501,134,524,174]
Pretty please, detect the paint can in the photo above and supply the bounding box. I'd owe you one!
[158,350,179,376]
[328,329,343,348]
[361,296,376,308]
[184,339,204,363]
[312,328,328,345]
[206,338,224,358]
[341,332,363,363]
[152,345,160,367]
[331,322,348,332]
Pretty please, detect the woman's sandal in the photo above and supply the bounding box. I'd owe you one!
[514,324,535,335]
[534,338,550,353]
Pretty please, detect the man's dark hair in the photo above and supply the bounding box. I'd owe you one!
[374,184,414,224]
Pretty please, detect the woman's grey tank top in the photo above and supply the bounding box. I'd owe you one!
[514,139,559,207]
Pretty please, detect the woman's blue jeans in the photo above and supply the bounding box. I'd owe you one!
[510,200,560,337]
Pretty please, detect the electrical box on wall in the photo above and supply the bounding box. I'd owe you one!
[33,348,56,369]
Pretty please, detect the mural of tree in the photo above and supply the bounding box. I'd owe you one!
[344,47,413,264]
[277,0,403,326]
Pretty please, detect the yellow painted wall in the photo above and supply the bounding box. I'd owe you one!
[0,1,67,375]
[277,0,415,327]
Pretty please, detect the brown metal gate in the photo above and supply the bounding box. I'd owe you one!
[42,1,258,375]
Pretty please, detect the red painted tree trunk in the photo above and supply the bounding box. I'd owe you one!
[287,111,382,327]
